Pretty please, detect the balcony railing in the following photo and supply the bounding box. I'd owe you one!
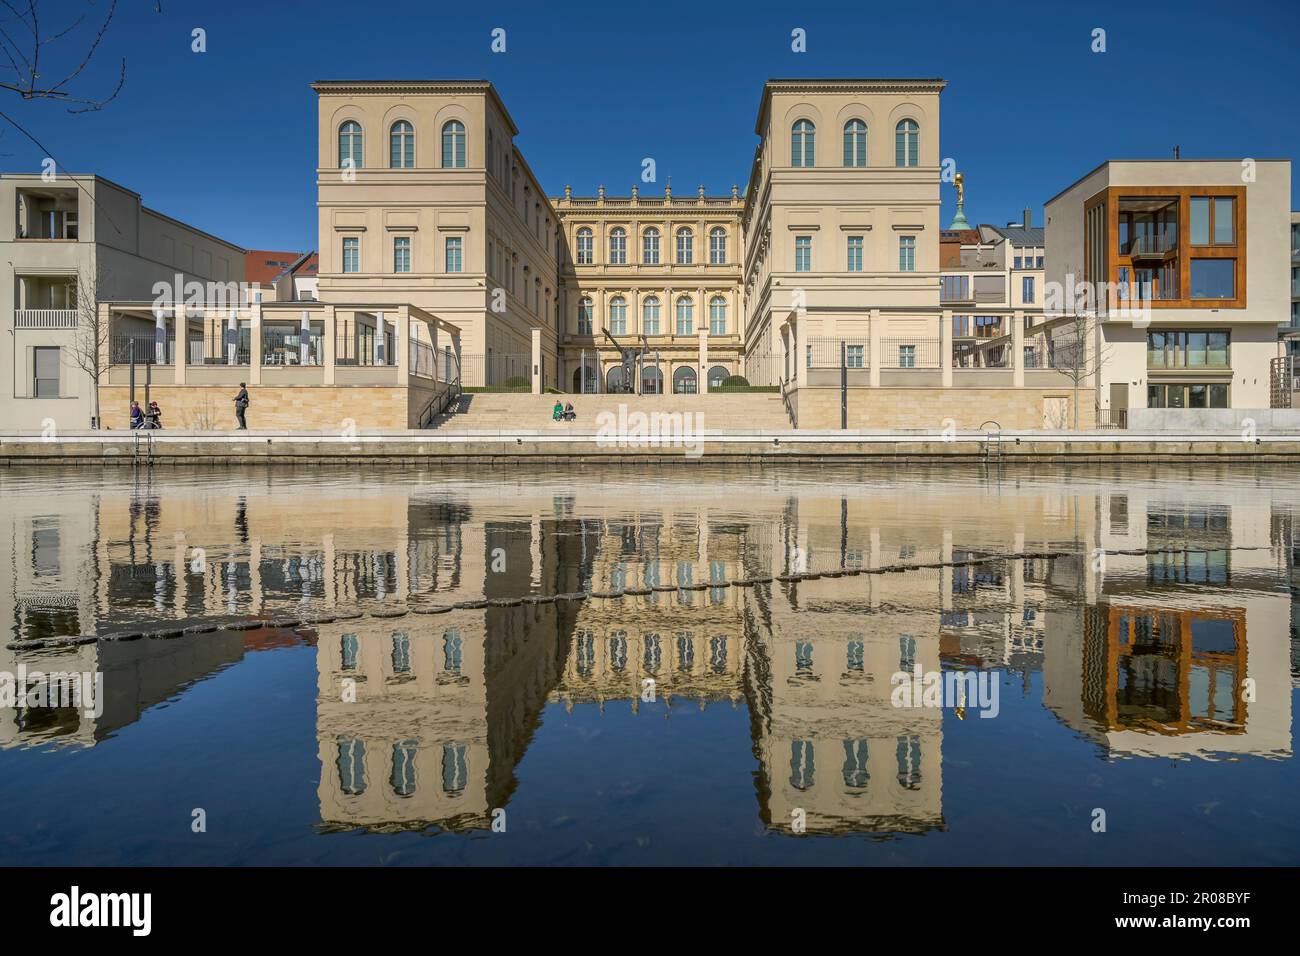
[111,335,173,365]
[15,309,78,329]
[1126,232,1178,258]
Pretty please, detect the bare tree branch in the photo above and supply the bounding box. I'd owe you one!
[0,0,123,112]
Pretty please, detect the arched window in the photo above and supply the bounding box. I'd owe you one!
[642,295,660,335]
[675,295,693,335]
[708,365,730,391]
[641,365,663,395]
[573,364,598,393]
[391,740,418,797]
[337,737,367,795]
[441,120,466,168]
[609,295,627,335]
[791,119,815,167]
[389,120,414,168]
[642,227,660,264]
[672,365,698,394]
[606,365,626,393]
[338,120,363,169]
[609,227,627,265]
[895,119,919,168]
[709,227,727,264]
[843,119,867,167]
[576,227,593,265]
[675,227,693,265]
[577,296,593,335]
[709,296,727,335]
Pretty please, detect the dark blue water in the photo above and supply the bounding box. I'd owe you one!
[0,464,1295,865]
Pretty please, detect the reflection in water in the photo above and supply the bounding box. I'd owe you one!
[0,464,1296,861]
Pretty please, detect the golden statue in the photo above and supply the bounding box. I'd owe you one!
[954,172,965,204]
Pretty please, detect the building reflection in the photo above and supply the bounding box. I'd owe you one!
[0,467,1292,832]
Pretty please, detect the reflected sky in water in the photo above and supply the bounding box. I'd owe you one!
[0,463,1296,865]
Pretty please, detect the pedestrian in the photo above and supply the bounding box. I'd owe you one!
[129,401,143,429]
[234,383,249,429]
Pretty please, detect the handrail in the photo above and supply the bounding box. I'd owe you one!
[418,350,463,428]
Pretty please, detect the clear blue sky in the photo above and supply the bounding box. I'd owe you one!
[5,0,1296,251]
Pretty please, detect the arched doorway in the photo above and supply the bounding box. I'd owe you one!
[707,365,730,391]
[673,366,698,394]
[606,365,626,393]
[641,366,663,395]
[572,365,598,394]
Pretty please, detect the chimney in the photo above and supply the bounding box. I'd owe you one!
[1023,207,1032,229]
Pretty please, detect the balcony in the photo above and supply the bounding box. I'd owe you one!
[1126,232,1178,260]
[15,309,78,329]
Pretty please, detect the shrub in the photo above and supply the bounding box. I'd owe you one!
[720,375,750,387]
[502,375,530,388]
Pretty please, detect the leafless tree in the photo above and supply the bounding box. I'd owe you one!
[1048,313,1112,429]
[0,0,125,112]
[68,262,112,428]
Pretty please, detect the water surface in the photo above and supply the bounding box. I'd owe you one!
[0,463,1296,865]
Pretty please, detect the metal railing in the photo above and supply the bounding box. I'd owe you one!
[111,335,173,365]
[807,337,869,369]
[880,337,941,369]
[410,340,436,378]
[1270,355,1300,408]
[335,327,395,366]
[460,352,532,389]
[1126,232,1177,256]
[1097,409,1128,429]
[196,330,250,366]
[262,328,323,366]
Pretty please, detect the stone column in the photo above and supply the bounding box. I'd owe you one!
[173,307,186,385]
[698,325,708,393]
[300,310,311,366]
[248,299,262,386]
[1012,309,1025,388]
[395,307,410,377]
[940,308,953,387]
[531,327,542,394]
[374,311,386,366]
[323,305,336,385]
[868,307,881,388]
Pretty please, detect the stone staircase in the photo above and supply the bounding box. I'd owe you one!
[424,392,793,432]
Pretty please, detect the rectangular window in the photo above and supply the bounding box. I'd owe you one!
[1190,258,1234,298]
[1036,255,1044,268]
[795,235,811,272]
[899,236,915,272]
[898,344,916,368]
[1022,276,1035,303]
[846,344,864,368]
[33,346,59,397]
[1013,256,1022,269]
[342,236,359,273]
[1191,196,1236,245]
[393,237,411,273]
[445,237,463,273]
[847,235,863,272]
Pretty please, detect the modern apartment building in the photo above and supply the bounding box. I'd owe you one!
[1,174,244,429]
[1045,159,1292,415]
[940,212,1048,369]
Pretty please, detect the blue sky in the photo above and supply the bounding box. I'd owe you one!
[5,0,1296,251]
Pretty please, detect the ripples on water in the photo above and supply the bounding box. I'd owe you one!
[0,463,1296,865]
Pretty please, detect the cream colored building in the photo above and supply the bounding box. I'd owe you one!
[313,80,560,388]
[1044,159,1292,416]
[1,174,244,429]
[553,184,745,395]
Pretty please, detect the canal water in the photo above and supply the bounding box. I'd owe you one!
[0,463,1296,866]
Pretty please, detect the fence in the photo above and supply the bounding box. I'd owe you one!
[110,335,173,365]
[806,337,870,369]
[197,329,250,366]
[262,328,322,366]
[879,337,941,369]
[410,340,435,378]
[336,327,396,366]
[460,352,533,389]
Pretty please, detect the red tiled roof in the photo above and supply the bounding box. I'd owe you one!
[245,249,307,285]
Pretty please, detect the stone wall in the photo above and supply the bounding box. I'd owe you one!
[791,386,1097,431]
[98,385,413,431]
[1127,408,1300,433]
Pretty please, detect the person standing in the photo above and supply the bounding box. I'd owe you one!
[234,383,249,429]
